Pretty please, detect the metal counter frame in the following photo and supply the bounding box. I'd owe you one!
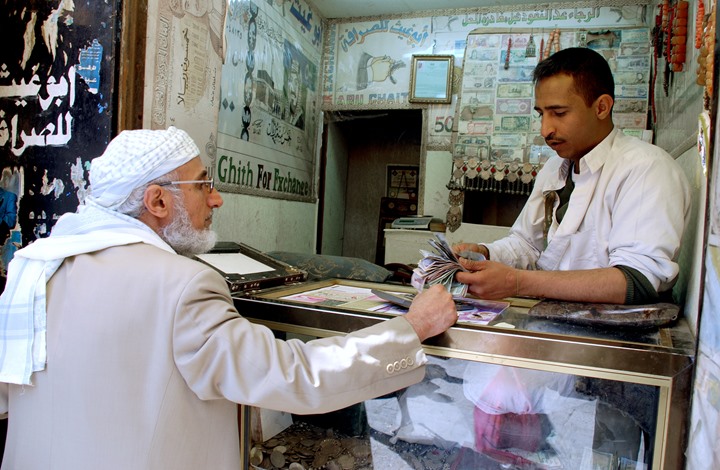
[233,279,695,470]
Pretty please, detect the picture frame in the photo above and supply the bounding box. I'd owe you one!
[386,164,419,199]
[408,54,454,104]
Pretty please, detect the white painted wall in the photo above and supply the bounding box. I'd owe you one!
[421,149,452,220]
[212,193,316,253]
[674,146,706,333]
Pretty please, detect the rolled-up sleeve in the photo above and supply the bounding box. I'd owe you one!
[605,155,690,292]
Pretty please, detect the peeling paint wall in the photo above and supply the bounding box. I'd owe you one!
[0,0,118,280]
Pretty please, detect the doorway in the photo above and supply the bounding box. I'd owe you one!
[319,109,422,263]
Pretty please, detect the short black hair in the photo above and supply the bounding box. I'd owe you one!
[533,47,615,106]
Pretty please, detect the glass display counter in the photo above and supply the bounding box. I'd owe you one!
[232,279,695,470]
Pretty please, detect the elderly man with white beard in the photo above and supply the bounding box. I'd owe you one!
[0,127,457,470]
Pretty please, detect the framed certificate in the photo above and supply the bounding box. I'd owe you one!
[408,54,454,104]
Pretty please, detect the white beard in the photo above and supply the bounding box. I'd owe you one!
[161,196,217,256]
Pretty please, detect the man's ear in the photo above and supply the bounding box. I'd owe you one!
[142,185,172,219]
[596,94,614,120]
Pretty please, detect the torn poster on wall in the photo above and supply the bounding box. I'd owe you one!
[0,0,118,280]
[216,0,321,202]
[143,0,227,169]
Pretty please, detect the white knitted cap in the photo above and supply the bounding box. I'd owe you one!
[88,127,199,209]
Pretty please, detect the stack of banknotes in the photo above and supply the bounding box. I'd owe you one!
[411,233,485,296]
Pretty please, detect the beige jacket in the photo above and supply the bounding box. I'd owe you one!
[0,243,426,469]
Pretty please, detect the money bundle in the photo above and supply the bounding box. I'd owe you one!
[411,233,483,297]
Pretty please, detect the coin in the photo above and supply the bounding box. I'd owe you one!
[270,449,286,468]
[338,454,355,469]
[249,446,263,466]
[351,442,371,459]
[313,453,329,468]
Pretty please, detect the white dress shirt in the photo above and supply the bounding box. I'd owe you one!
[484,128,691,294]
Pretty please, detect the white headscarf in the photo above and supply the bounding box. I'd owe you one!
[88,126,199,209]
[0,127,198,385]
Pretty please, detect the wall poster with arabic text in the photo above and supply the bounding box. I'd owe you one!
[215,0,322,202]
[0,0,119,280]
[322,5,650,149]
[143,0,227,171]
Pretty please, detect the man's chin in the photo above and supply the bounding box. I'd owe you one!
[168,230,218,256]
[195,230,218,255]
[552,147,574,159]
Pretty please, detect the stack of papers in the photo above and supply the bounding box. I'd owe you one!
[411,233,484,297]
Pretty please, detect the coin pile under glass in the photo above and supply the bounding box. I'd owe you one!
[249,422,372,470]
[248,419,476,470]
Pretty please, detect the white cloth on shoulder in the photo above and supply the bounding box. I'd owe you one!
[0,201,175,385]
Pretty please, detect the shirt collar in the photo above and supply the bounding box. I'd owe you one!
[576,127,618,175]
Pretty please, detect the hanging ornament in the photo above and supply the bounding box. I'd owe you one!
[696,0,705,49]
[466,157,479,179]
[663,3,674,95]
[504,37,512,70]
[670,1,689,72]
[480,168,491,184]
[493,169,504,193]
[543,31,553,58]
[521,172,534,195]
[526,33,537,57]
[650,9,662,127]
[448,189,464,206]
[543,29,560,57]
[551,28,561,54]
[539,35,545,62]
[652,6,664,57]
[507,171,517,194]
[703,4,716,108]
[446,206,462,233]
[664,3,674,61]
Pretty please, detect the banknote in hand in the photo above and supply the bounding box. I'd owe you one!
[411,233,484,296]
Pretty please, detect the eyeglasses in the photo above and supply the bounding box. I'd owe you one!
[157,178,215,193]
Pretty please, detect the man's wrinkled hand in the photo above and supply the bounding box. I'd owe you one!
[404,285,457,341]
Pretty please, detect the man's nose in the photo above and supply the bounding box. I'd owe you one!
[208,189,223,208]
[540,117,554,139]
